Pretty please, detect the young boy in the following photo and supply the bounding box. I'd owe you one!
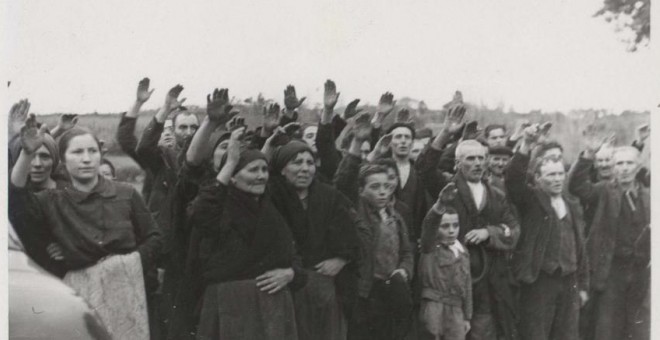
[418,182,472,340]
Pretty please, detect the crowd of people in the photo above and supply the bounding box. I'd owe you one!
[7,78,650,340]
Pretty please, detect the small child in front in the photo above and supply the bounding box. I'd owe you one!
[418,182,472,340]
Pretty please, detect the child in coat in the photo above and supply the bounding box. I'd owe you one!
[418,183,472,340]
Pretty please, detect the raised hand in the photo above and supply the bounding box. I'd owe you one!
[284,85,306,111]
[373,133,393,155]
[582,125,609,154]
[283,122,302,137]
[438,182,458,205]
[226,116,246,131]
[396,108,413,124]
[9,99,31,137]
[10,99,30,125]
[206,88,236,125]
[343,99,363,120]
[164,84,186,112]
[444,104,466,135]
[510,119,531,141]
[461,121,480,141]
[226,126,245,164]
[263,103,281,132]
[57,114,79,131]
[136,77,155,104]
[324,79,340,110]
[522,124,541,145]
[452,91,463,105]
[377,92,396,116]
[371,92,395,128]
[353,112,373,141]
[636,124,650,144]
[20,114,47,154]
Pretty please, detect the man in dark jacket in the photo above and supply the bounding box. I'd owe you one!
[506,126,589,340]
[445,139,520,340]
[568,140,650,340]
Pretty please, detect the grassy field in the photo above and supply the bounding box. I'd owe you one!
[35,103,650,184]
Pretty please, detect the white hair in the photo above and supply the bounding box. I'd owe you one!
[455,140,486,160]
[612,146,640,162]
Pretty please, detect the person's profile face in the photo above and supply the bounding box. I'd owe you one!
[302,126,318,153]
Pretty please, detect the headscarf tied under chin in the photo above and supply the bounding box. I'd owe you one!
[271,140,314,174]
[220,148,268,176]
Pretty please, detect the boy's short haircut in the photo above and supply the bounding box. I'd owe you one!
[533,155,564,175]
[484,124,506,138]
[538,141,564,157]
[372,158,399,175]
[358,164,389,188]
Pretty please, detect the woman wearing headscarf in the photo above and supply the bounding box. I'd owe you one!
[264,136,360,340]
[8,118,69,277]
[9,116,162,339]
[183,128,306,340]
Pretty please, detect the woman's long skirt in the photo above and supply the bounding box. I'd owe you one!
[196,279,298,340]
[63,252,150,340]
[294,271,346,340]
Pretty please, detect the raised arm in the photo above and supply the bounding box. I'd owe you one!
[416,104,466,198]
[116,78,154,167]
[333,125,367,204]
[50,114,79,140]
[136,84,185,172]
[186,88,235,166]
[567,127,609,205]
[505,125,538,212]
[316,79,342,179]
[420,182,458,253]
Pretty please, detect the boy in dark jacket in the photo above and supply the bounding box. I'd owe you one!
[336,151,414,340]
[418,182,472,340]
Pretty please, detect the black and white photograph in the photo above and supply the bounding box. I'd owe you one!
[2,0,657,339]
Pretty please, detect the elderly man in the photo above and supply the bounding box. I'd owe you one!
[421,126,519,340]
[569,142,650,340]
[505,126,589,340]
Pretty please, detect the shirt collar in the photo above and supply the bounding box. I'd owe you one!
[65,176,117,203]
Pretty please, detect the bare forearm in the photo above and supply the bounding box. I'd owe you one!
[348,139,363,157]
[430,129,452,151]
[126,100,144,119]
[217,160,238,185]
[187,117,220,165]
[10,151,34,188]
[155,107,169,123]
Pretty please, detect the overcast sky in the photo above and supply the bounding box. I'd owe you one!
[3,0,658,114]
